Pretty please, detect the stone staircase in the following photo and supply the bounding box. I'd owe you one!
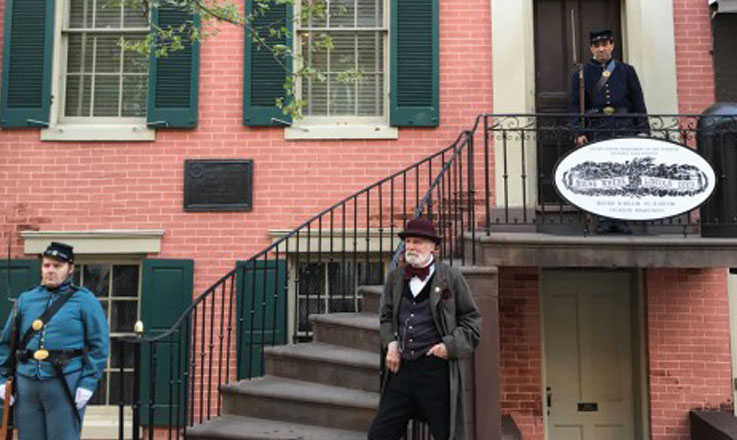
[187,285,384,440]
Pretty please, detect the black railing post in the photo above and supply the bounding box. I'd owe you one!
[484,115,491,235]
[133,338,141,440]
[117,338,124,440]
[467,129,476,265]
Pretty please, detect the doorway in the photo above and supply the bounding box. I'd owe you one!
[542,270,644,440]
[533,0,622,203]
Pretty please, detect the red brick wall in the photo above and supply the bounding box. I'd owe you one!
[499,267,544,440]
[0,0,493,294]
[646,268,732,440]
[673,0,715,114]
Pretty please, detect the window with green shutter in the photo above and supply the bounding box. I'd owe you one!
[390,0,438,127]
[243,0,438,132]
[1,0,199,134]
[243,0,293,126]
[0,0,54,128]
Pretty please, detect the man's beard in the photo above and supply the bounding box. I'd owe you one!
[405,250,433,267]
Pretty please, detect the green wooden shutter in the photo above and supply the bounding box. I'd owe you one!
[243,0,292,126]
[147,7,200,128]
[139,259,193,426]
[390,0,438,127]
[0,0,54,128]
[236,260,287,379]
[0,260,40,324]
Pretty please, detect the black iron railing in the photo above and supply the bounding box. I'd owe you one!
[112,112,737,439]
[112,116,481,439]
[486,113,737,235]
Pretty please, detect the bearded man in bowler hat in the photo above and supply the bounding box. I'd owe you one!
[367,218,482,440]
[0,242,109,440]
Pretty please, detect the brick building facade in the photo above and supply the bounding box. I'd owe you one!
[1,0,734,439]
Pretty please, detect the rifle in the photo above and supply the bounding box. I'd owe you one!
[571,9,586,140]
[1,235,16,440]
[0,304,17,440]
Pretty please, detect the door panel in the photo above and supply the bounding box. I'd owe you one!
[534,0,622,203]
[543,271,635,440]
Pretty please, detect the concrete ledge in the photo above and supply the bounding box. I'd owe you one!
[474,232,737,268]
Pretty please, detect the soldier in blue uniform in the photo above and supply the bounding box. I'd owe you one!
[570,29,649,234]
[0,242,109,440]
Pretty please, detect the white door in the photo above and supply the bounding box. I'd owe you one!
[543,271,635,440]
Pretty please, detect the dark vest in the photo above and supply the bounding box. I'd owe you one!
[397,275,442,361]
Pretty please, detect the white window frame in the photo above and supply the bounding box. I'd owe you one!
[286,0,397,140]
[42,0,155,141]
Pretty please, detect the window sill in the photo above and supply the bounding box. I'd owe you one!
[41,124,155,142]
[285,123,398,140]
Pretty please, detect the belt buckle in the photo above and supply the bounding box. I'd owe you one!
[33,349,49,361]
[602,106,616,115]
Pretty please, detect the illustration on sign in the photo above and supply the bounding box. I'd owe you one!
[553,138,716,221]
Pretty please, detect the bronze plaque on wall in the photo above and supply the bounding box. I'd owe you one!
[184,160,253,211]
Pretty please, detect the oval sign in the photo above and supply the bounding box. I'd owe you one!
[553,138,716,221]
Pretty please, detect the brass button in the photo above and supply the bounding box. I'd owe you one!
[33,349,49,361]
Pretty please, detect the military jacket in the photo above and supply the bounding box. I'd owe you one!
[0,278,109,392]
[570,58,648,136]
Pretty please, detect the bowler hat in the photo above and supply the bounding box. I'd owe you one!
[398,218,441,244]
[42,242,74,263]
[589,29,614,43]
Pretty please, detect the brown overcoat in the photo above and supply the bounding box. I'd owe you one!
[379,261,482,440]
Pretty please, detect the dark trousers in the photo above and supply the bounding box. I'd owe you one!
[15,370,85,440]
[368,356,450,440]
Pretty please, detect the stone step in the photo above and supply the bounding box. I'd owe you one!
[358,285,383,314]
[309,312,380,352]
[264,342,380,393]
[186,415,366,440]
[220,376,379,432]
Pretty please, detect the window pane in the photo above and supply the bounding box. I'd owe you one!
[328,262,354,298]
[84,265,110,296]
[357,262,383,285]
[95,0,121,27]
[121,75,147,116]
[99,299,109,318]
[89,374,107,405]
[69,0,93,28]
[329,0,355,28]
[67,34,95,74]
[122,37,148,73]
[357,73,381,116]
[329,73,355,115]
[330,33,355,71]
[93,75,121,116]
[123,2,148,27]
[357,32,381,73]
[357,0,382,27]
[298,263,324,297]
[111,300,137,333]
[113,265,139,297]
[111,337,135,368]
[109,371,135,405]
[95,35,122,73]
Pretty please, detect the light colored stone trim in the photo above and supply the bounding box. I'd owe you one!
[41,124,155,142]
[22,230,164,255]
[269,228,399,254]
[622,0,679,114]
[285,123,398,140]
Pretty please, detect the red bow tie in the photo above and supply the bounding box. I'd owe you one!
[403,264,431,281]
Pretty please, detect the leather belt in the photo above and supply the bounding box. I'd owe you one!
[16,348,85,365]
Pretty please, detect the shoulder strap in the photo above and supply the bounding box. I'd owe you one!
[19,287,78,350]
[594,60,617,95]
